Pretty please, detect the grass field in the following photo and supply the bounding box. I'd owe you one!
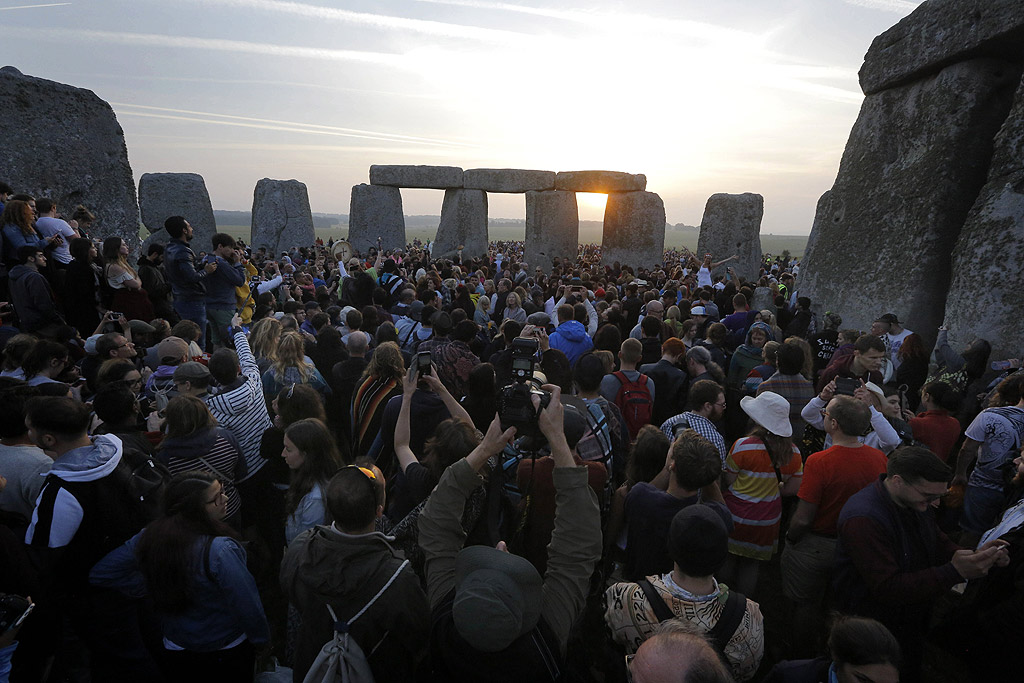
[215,224,809,258]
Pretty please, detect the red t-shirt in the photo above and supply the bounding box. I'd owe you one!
[909,410,962,462]
[798,444,887,536]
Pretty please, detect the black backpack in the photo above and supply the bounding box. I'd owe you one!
[99,448,171,529]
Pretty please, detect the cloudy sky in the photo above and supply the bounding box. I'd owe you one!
[1,0,923,233]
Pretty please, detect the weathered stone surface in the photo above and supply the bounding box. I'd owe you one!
[434,189,488,258]
[251,179,315,255]
[139,173,216,252]
[860,0,1024,95]
[369,165,463,189]
[696,193,764,282]
[799,58,1020,342]
[555,171,646,193]
[0,66,139,247]
[524,191,579,272]
[348,184,406,254]
[944,71,1024,360]
[601,191,665,270]
[463,168,555,193]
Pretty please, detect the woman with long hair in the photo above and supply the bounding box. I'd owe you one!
[1,199,59,266]
[664,305,684,339]
[351,341,405,458]
[261,330,330,401]
[158,396,245,526]
[502,291,527,324]
[894,333,929,409]
[63,237,102,336]
[282,418,340,543]
[474,295,492,328]
[248,316,282,374]
[102,236,154,321]
[720,391,802,596]
[90,471,269,680]
[453,283,475,320]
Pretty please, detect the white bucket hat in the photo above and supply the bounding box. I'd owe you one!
[740,391,793,438]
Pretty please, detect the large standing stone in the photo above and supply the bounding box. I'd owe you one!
[944,71,1024,360]
[463,169,555,193]
[347,184,406,254]
[860,0,1024,95]
[798,58,1020,340]
[369,165,463,189]
[139,173,216,252]
[0,66,139,247]
[556,171,646,193]
[601,191,665,270]
[434,189,488,258]
[524,191,578,272]
[696,193,764,282]
[251,179,316,255]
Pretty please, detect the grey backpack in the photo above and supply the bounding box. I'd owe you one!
[302,560,409,683]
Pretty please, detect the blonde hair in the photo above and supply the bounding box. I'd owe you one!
[505,292,520,309]
[273,331,311,381]
[250,317,281,363]
[361,341,405,383]
[476,295,490,313]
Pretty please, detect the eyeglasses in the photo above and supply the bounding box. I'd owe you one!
[907,481,948,503]
[713,400,727,408]
[344,465,377,480]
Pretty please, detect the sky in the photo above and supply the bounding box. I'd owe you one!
[1,0,924,234]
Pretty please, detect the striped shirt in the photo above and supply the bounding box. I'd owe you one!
[205,329,274,481]
[162,428,244,519]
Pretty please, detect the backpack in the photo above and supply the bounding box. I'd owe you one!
[101,447,171,528]
[612,371,653,439]
[570,397,614,464]
[638,578,747,654]
[303,559,410,683]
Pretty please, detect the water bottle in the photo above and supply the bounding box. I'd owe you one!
[991,359,1020,371]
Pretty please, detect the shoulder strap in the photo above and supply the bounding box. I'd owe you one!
[329,559,410,631]
[401,321,420,347]
[637,579,674,623]
[708,590,746,651]
[196,455,231,484]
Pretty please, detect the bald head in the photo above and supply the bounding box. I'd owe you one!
[631,628,733,683]
[645,301,664,319]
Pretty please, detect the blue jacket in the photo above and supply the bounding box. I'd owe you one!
[202,254,245,309]
[165,238,208,302]
[548,320,593,366]
[90,532,270,651]
[2,223,47,265]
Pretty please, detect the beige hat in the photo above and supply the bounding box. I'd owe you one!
[740,391,793,438]
[156,336,190,364]
[864,381,886,405]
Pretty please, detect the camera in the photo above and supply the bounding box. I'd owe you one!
[835,377,859,397]
[497,336,550,439]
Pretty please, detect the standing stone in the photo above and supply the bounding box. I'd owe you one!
[369,165,463,189]
[601,191,666,270]
[0,66,139,247]
[859,0,1024,95]
[944,71,1024,360]
[464,169,555,193]
[556,171,646,193]
[348,184,406,254]
[434,189,487,258]
[524,191,578,272]
[251,179,315,255]
[798,58,1020,339]
[139,173,216,252]
[696,193,764,282]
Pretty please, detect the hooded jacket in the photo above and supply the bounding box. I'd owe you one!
[26,435,135,590]
[281,525,429,681]
[727,322,774,390]
[9,263,64,332]
[548,319,594,366]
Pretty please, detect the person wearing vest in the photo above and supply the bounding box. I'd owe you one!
[833,446,1009,682]
[605,504,765,681]
[418,387,601,682]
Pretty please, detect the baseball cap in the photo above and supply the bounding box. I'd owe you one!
[875,313,900,325]
[156,336,190,364]
[172,362,211,384]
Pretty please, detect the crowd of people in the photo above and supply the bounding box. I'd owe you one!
[0,184,1021,683]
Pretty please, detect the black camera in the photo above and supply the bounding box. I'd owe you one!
[497,336,550,439]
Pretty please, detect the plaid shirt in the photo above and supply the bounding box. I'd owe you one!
[756,371,816,437]
[660,411,727,464]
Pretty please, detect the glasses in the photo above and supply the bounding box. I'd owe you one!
[116,342,134,348]
[907,481,948,503]
[713,401,727,408]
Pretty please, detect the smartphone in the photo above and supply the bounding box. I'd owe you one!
[416,351,432,377]
[835,377,859,397]
[0,594,34,634]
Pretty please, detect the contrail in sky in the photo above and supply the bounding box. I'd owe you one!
[112,103,475,148]
[840,0,923,12]
[0,2,71,10]
[175,0,532,45]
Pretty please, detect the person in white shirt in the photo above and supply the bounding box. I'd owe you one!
[871,313,913,374]
[34,198,80,265]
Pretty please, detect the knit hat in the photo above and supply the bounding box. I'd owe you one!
[453,545,543,652]
[740,391,793,437]
[667,505,730,576]
[156,336,190,364]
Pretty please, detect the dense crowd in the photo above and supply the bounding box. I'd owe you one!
[0,184,1020,683]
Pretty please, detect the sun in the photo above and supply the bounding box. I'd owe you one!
[575,192,608,220]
